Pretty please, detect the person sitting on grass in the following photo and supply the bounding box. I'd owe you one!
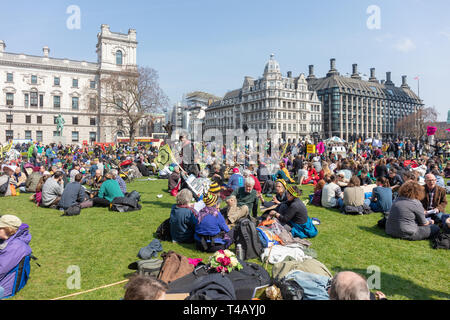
[267,185,317,239]
[92,172,124,207]
[123,274,168,300]
[227,168,244,191]
[277,162,295,184]
[311,179,326,207]
[110,169,127,195]
[25,166,42,194]
[0,165,15,197]
[258,179,288,211]
[386,181,440,241]
[387,168,404,193]
[443,162,450,179]
[168,165,181,195]
[0,215,32,299]
[341,176,371,211]
[194,192,231,253]
[358,168,374,186]
[369,177,393,214]
[170,189,197,244]
[58,173,88,211]
[231,177,259,219]
[41,171,64,209]
[421,173,447,224]
[321,175,344,209]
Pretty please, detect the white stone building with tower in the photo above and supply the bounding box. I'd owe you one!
[0,24,137,144]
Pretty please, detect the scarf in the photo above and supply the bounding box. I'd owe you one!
[195,206,219,224]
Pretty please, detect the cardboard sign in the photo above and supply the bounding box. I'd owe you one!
[307,145,316,154]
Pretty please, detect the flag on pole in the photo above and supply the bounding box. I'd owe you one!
[427,126,437,136]
[414,76,419,80]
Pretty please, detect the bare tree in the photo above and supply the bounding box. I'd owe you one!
[100,66,169,144]
[396,106,438,140]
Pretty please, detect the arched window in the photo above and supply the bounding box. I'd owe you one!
[116,50,123,65]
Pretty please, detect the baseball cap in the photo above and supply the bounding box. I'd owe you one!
[0,215,22,229]
[233,168,240,174]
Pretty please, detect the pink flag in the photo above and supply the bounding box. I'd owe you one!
[316,142,325,154]
[427,126,437,136]
[446,128,450,132]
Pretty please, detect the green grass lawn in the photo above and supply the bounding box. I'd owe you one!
[4,179,450,300]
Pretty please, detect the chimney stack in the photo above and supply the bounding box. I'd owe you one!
[308,65,316,79]
[369,68,378,82]
[401,75,409,88]
[327,58,339,77]
[43,46,50,58]
[351,64,361,79]
[0,40,5,53]
[380,80,385,85]
[385,72,394,86]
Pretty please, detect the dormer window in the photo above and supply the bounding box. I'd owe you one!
[116,50,123,65]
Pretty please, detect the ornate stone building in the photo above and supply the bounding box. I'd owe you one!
[307,59,423,141]
[0,24,137,144]
[205,54,323,144]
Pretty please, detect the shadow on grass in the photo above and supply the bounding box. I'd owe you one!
[332,267,450,300]
[358,225,395,240]
[141,201,173,209]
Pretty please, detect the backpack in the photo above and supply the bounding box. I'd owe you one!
[157,251,194,284]
[127,190,141,202]
[128,259,164,277]
[62,204,81,217]
[168,260,271,300]
[110,197,141,212]
[186,273,236,300]
[233,218,263,260]
[256,226,282,248]
[0,177,10,196]
[432,232,450,249]
[156,218,172,241]
[0,255,34,299]
[273,278,305,300]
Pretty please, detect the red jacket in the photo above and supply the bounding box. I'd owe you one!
[251,175,262,193]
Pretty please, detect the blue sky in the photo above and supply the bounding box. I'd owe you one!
[1,0,449,120]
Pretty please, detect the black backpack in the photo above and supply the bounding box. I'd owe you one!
[168,261,271,300]
[432,232,450,249]
[110,197,141,212]
[156,218,172,241]
[62,204,81,217]
[0,178,10,196]
[233,218,263,260]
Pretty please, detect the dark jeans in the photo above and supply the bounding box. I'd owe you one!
[92,197,111,207]
[407,225,440,241]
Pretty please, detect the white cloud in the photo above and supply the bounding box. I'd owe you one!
[394,38,416,53]
[440,31,450,41]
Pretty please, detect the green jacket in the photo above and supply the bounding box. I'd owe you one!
[98,179,124,203]
[231,187,258,217]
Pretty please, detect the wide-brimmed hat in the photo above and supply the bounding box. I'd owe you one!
[0,215,22,229]
[203,192,219,207]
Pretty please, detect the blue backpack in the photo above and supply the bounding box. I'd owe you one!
[1,255,36,299]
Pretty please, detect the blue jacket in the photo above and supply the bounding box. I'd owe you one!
[0,224,32,298]
[170,205,196,243]
[370,186,392,213]
[228,174,244,191]
[194,211,230,244]
[289,217,318,239]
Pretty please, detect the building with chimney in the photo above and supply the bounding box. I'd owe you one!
[204,54,323,144]
[307,59,423,141]
[0,24,138,144]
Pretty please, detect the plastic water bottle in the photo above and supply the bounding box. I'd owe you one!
[236,244,244,261]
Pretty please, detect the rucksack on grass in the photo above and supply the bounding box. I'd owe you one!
[157,251,194,284]
[233,218,263,260]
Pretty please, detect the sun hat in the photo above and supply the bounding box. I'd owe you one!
[203,192,219,207]
[0,215,22,229]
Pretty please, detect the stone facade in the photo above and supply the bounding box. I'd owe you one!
[307,59,423,141]
[204,54,323,144]
[0,24,137,144]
